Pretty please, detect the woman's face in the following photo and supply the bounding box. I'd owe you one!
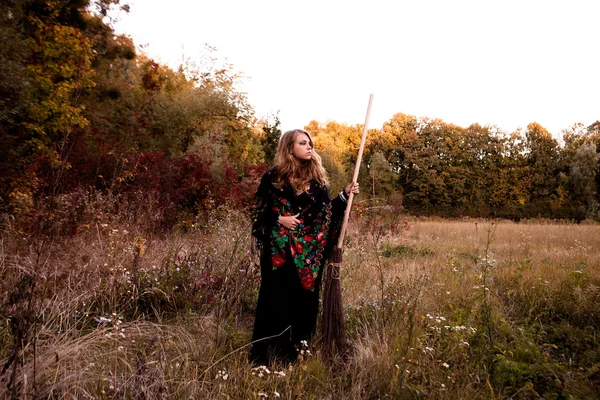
[291,133,313,162]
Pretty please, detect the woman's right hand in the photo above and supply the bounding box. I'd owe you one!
[279,213,301,230]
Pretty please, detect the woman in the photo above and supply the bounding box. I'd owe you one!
[249,128,359,365]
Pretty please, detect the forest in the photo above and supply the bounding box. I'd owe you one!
[1,1,600,398]
[1,0,599,228]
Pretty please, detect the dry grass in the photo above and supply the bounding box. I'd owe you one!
[1,207,599,399]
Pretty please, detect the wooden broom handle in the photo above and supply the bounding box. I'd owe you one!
[336,94,373,248]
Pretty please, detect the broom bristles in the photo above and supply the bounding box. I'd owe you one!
[321,246,346,359]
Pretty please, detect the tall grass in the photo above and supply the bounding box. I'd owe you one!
[1,196,599,398]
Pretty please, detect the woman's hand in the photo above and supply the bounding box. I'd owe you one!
[344,182,360,196]
[279,213,301,230]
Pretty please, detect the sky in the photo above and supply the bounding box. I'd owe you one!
[112,0,600,136]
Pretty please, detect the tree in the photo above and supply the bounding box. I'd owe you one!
[367,151,396,198]
[261,112,281,166]
[308,121,362,192]
[563,123,600,219]
[522,122,563,215]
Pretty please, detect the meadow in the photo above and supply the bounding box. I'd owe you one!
[1,201,599,399]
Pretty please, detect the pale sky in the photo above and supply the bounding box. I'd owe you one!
[112,0,599,136]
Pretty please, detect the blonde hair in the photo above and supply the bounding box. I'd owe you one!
[274,129,329,193]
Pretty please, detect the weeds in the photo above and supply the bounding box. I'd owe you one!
[1,199,599,398]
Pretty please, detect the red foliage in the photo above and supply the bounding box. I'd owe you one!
[114,152,267,227]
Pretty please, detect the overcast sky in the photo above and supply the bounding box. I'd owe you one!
[112,0,600,136]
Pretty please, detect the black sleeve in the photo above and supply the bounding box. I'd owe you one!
[249,171,279,242]
[330,188,348,222]
[326,187,349,253]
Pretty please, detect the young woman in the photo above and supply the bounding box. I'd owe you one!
[249,128,359,365]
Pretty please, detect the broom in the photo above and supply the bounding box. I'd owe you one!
[321,94,374,358]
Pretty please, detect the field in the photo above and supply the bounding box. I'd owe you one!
[1,207,599,399]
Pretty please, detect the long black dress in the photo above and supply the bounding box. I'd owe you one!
[249,168,347,365]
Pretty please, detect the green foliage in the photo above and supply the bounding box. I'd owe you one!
[0,0,265,221]
[366,151,396,197]
[23,17,95,160]
[358,113,600,220]
[1,1,599,223]
[260,113,281,166]
[382,243,433,258]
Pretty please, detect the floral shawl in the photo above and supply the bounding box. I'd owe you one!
[250,168,340,291]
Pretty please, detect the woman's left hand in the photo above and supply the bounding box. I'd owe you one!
[344,182,360,196]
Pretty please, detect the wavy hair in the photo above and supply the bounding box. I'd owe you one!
[274,129,329,193]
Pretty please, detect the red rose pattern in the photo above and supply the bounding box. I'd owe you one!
[301,274,315,290]
[264,192,334,291]
[271,253,285,268]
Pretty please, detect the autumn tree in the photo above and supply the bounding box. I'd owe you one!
[260,113,282,166]
[367,151,396,198]
[307,120,364,192]
[562,123,600,219]
[0,0,101,211]
[522,122,564,216]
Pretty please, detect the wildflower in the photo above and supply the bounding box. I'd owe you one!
[215,369,229,380]
[274,391,281,398]
[441,362,449,368]
[95,316,112,324]
[252,365,271,378]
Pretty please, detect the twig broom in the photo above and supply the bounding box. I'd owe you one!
[321,94,374,359]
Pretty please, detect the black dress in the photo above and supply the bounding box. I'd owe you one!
[249,168,347,365]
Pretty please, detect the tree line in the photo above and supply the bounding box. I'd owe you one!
[1,0,599,229]
[310,118,599,221]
